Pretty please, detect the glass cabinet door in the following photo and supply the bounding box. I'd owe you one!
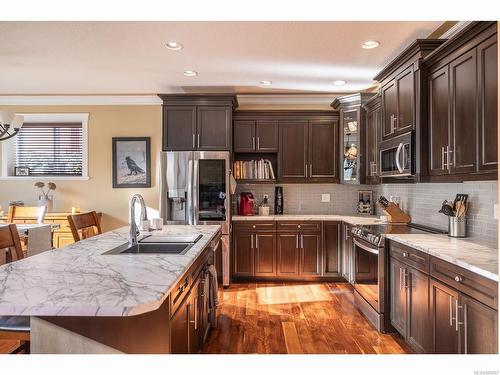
[342,109,359,183]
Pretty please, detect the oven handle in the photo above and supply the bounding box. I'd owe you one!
[395,142,404,173]
[353,238,379,255]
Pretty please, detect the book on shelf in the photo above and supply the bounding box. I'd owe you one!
[233,159,275,180]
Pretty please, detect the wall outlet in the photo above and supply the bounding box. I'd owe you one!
[494,203,498,220]
[263,194,269,200]
[321,194,331,203]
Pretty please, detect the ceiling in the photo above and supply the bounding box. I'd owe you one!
[0,21,444,95]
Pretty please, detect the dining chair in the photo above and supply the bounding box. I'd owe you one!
[0,224,30,354]
[7,205,47,224]
[67,211,102,242]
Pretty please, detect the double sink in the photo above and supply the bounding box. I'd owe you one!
[104,234,202,255]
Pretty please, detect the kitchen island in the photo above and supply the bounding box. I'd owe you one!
[0,225,222,354]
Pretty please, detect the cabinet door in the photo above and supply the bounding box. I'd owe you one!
[460,294,498,354]
[395,66,415,133]
[189,279,201,354]
[390,257,407,336]
[254,233,277,276]
[342,223,353,283]
[233,232,254,277]
[428,66,451,176]
[163,106,197,151]
[309,120,337,179]
[196,106,231,150]
[430,279,459,354]
[300,233,321,276]
[277,233,299,277]
[256,120,279,152]
[477,35,498,172]
[323,222,341,276]
[170,294,190,354]
[365,104,380,183]
[406,267,431,353]
[449,49,477,174]
[381,81,397,140]
[279,121,308,180]
[234,120,256,152]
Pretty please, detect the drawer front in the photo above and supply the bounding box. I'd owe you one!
[170,275,191,317]
[430,256,498,310]
[389,241,430,274]
[233,221,276,232]
[277,221,321,232]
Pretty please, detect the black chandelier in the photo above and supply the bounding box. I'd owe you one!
[0,111,24,142]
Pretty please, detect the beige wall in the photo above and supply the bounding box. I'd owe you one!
[0,105,162,231]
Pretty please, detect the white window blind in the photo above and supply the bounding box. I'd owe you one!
[15,122,83,176]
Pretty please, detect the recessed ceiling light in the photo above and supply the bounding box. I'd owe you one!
[183,70,198,76]
[361,40,380,49]
[166,41,183,50]
[259,80,272,86]
[333,80,347,86]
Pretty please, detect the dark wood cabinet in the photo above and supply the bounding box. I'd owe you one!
[364,95,381,184]
[233,119,278,152]
[233,120,255,152]
[170,293,190,354]
[477,34,498,172]
[390,257,407,336]
[406,266,431,353]
[300,232,321,276]
[341,223,354,283]
[425,22,497,181]
[279,121,308,180]
[430,279,459,354]
[323,222,341,276]
[233,232,254,277]
[188,278,201,354]
[308,120,338,180]
[160,95,237,151]
[395,66,415,134]
[381,81,398,140]
[277,233,300,277]
[254,233,277,276]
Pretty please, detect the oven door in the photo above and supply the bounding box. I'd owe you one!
[379,131,414,178]
[353,238,380,311]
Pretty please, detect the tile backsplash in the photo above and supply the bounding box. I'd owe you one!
[234,180,498,246]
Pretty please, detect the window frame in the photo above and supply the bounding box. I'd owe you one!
[0,113,89,180]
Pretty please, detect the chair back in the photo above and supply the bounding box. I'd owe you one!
[7,205,47,224]
[67,211,102,242]
[0,224,24,264]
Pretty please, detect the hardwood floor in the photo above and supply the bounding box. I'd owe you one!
[0,340,21,354]
[203,282,411,354]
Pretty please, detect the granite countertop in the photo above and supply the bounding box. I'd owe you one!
[232,214,382,226]
[385,234,498,282]
[0,225,221,317]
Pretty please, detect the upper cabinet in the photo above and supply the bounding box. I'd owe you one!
[331,93,375,184]
[234,119,278,152]
[159,95,238,151]
[363,94,382,184]
[425,22,498,181]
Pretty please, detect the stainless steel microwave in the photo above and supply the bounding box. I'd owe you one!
[379,131,414,178]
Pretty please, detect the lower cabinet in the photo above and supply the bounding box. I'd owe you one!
[233,232,254,277]
[323,222,341,276]
[170,293,190,354]
[277,233,300,276]
[430,279,459,353]
[341,223,354,284]
[254,233,277,276]
[276,231,321,277]
[300,232,321,275]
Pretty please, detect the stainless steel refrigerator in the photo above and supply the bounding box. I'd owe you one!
[159,151,231,286]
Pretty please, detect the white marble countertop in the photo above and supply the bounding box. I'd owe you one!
[0,225,221,317]
[232,214,382,226]
[385,234,498,282]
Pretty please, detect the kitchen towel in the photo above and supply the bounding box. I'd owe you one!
[27,224,52,257]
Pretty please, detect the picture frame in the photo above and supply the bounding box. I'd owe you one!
[112,137,151,188]
[14,166,30,176]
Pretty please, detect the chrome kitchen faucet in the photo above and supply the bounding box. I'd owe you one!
[129,194,148,246]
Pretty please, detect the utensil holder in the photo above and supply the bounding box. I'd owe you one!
[448,216,467,238]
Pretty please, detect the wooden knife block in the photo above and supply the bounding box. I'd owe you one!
[380,202,411,224]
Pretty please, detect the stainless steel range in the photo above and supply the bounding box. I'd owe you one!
[350,223,446,332]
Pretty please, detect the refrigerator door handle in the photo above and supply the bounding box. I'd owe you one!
[193,159,199,225]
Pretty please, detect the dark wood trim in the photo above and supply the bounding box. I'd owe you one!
[233,110,338,121]
[158,94,238,108]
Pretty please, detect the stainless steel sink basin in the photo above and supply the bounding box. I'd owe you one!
[103,238,200,255]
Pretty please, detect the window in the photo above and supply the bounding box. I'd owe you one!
[15,123,83,176]
[1,113,89,179]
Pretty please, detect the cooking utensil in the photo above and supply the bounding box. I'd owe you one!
[438,201,455,217]
[455,201,463,217]
[453,193,469,207]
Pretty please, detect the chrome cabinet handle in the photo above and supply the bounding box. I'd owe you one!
[449,295,455,326]
[257,137,260,150]
[192,134,196,148]
[464,304,468,354]
[446,145,452,169]
[345,226,350,239]
[296,234,299,249]
[455,300,463,332]
[393,115,398,132]
[399,268,403,290]
[251,234,254,249]
[402,251,408,257]
[454,275,463,283]
[252,137,255,149]
[305,164,308,178]
[197,134,200,148]
[441,146,446,170]
[309,164,313,177]
[404,268,409,289]
[300,234,304,249]
[255,235,259,249]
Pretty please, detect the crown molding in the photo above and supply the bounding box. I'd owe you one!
[0,95,162,106]
[236,94,344,107]
[440,21,472,39]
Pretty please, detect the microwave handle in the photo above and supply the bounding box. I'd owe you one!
[395,143,404,173]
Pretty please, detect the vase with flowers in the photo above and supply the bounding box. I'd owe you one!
[35,182,57,212]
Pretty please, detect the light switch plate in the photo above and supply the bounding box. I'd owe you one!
[494,203,498,220]
[321,194,331,203]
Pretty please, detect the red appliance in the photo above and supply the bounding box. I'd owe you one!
[239,192,254,216]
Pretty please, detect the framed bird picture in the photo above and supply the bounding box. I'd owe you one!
[112,137,151,188]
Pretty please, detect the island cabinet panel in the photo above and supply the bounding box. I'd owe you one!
[428,66,451,176]
[323,222,341,276]
[449,49,478,175]
[254,233,277,276]
[256,120,279,152]
[188,278,202,354]
[477,34,498,172]
[279,121,308,180]
[170,294,190,354]
[308,120,338,179]
[430,279,460,354]
[390,257,407,336]
[233,232,254,277]
[277,233,300,277]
